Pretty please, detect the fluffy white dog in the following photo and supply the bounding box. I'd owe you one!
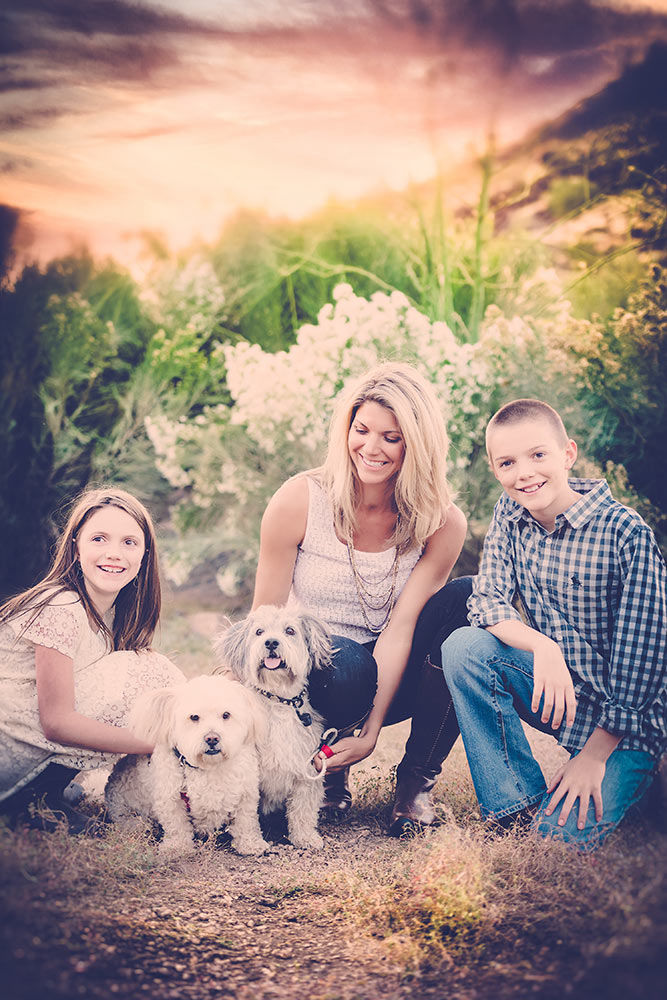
[215,605,333,850]
[105,674,269,858]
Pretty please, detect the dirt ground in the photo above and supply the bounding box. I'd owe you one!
[0,724,453,1000]
[2,605,665,1000]
[4,722,665,1000]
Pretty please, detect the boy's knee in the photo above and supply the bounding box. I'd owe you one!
[441,626,497,684]
[531,804,611,852]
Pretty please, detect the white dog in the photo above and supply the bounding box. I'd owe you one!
[215,605,333,850]
[105,674,269,858]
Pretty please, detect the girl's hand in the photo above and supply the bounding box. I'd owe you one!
[319,732,377,771]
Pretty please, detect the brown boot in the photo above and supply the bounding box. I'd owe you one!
[321,767,352,818]
[389,657,459,837]
[390,760,438,835]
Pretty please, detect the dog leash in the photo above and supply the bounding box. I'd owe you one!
[172,746,199,815]
[305,727,339,780]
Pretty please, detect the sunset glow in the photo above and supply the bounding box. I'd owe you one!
[2,0,667,268]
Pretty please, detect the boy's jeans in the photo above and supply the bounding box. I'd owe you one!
[441,627,656,850]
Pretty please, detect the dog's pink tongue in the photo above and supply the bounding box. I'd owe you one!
[263,655,281,668]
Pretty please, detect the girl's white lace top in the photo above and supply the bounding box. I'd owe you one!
[290,477,423,643]
[0,590,183,801]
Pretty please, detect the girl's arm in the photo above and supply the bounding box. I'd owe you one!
[35,645,153,754]
[326,502,467,770]
[252,476,309,609]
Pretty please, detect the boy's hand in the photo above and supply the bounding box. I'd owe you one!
[545,749,605,829]
[545,727,621,829]
[531,637,577,730]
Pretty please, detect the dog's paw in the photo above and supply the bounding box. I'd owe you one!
[289,831,324,850]
[232,836,271,856]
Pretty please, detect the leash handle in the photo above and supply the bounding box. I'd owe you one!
[305,727,340,780]
[319,727,339,752]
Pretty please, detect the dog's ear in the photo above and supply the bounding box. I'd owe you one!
[127,685,178,745]
[214,617,249,683]
[299,611,333,672]
[237,685,266,746]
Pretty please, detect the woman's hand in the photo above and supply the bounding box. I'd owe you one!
[318,732,377,771]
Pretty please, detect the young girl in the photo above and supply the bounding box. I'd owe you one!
[0,487,184,833]
[253,363,472,836]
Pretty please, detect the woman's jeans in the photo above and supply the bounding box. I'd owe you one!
[441,627,657,850]
[309,576,473,735]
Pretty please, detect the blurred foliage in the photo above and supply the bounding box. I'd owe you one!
[2,61,667,598]
[564,265,667,512]
[548,176,599,218]
[565,246,645,320]
[208,173,541,353]
[0,253,155,597]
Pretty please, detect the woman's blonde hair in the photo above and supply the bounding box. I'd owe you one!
[0,487,161,651]
[320,362,452,551]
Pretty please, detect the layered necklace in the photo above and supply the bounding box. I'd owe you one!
[346,539,400,635]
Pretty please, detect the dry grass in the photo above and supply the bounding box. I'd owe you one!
[2,593,665,999]
[2,731,665,999]
[327,807,666,995]
[338,722,666,994]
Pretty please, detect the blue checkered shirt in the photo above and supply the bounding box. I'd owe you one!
[468,478,667,758]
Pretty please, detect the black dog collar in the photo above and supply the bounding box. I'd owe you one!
[172,746,199,769]
[254,685,312,727]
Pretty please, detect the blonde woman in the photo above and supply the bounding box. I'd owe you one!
[253,362,472,836]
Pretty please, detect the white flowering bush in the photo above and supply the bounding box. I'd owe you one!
[146,283,497,588]
[141,255,226,339]
[226,283,496,465]
[144,268,667,589]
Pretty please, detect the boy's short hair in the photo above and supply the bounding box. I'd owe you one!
[486,399,569,457]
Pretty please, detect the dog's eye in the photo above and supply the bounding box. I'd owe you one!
[285,626,296,636]
[255,628,264,636]
[189,714,199,722]
[222,711,230,720]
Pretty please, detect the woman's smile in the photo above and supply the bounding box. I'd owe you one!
[348,401,405,485]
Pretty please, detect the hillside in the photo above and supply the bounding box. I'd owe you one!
[489,42,666,267]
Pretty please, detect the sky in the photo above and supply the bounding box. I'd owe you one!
[1,0,667,269]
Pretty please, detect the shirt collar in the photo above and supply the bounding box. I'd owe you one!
[558,478,613,528]
[501,478,613,528]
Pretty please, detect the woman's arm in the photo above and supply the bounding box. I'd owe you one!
[35,645,154,754]
[326,502,468,770]
[252,476,309,609]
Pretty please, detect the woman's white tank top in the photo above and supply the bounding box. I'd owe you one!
[289,477,422,642]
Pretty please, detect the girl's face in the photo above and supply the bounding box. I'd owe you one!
[348,401,405,488]
[76,506,146,614]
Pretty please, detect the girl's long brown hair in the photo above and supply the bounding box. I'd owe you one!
[0,488,161,651]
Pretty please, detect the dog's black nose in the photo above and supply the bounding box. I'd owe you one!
[205,733,219,749]
[265,638,279,653]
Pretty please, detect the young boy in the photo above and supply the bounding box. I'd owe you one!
[441,398,666,849]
